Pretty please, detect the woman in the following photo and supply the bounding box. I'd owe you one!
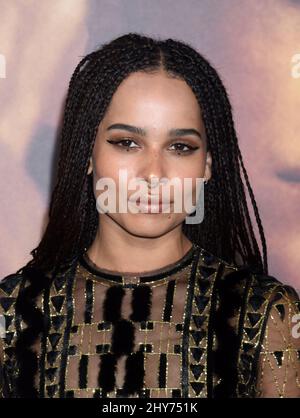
[0,33,299,398]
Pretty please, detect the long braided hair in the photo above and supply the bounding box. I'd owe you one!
[24,32,268,276]
[13,32,269,397]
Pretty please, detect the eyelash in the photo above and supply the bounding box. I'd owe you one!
[106,138,199,154]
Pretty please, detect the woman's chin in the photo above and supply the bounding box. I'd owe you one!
[118,213,181,237]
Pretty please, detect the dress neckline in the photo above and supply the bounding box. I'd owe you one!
[78,242,199,285]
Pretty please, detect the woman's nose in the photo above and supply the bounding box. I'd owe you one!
[139,151,167,189]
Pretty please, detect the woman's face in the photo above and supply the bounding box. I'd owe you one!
[90,69,212,239]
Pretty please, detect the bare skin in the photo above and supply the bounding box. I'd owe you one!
[86,68,212,273]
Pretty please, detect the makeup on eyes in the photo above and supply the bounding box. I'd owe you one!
[106,138,200,154]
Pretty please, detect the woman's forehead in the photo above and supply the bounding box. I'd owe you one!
[100,72,204,130]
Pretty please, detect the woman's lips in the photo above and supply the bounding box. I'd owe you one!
[128,195,173,213]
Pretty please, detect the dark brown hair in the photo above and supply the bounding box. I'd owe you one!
[25,32,268,277]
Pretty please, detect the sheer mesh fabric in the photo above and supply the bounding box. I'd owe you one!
[255,288,300,397]
[0,243,299,398]
[61,248,195,398]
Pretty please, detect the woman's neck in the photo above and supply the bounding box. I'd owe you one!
[86,218,193,274]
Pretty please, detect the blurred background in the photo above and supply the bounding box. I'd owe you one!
[0,0,299,290]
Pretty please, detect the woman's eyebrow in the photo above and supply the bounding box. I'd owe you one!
[107,123,203,141]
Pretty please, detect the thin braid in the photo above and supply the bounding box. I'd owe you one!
[236,145,268,273]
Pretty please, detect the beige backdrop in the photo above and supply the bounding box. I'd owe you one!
[0,0,299,291]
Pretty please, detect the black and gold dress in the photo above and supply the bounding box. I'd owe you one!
[0,243,299,398]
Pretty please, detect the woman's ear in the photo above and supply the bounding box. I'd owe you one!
[204,150,212,181]
[87,157,93,175]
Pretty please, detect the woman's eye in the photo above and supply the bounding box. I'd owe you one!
[169,143,199,154]
[107,138,139,149]
[107,139,199,154]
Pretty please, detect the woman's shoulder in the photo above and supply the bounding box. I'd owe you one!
[0,259,77,309]
[249,270,300,307]
[214,253,300,340]
[196,245,300,308]
[0,263,50,307]
[0,272,25,343]
[0,272,24,299]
